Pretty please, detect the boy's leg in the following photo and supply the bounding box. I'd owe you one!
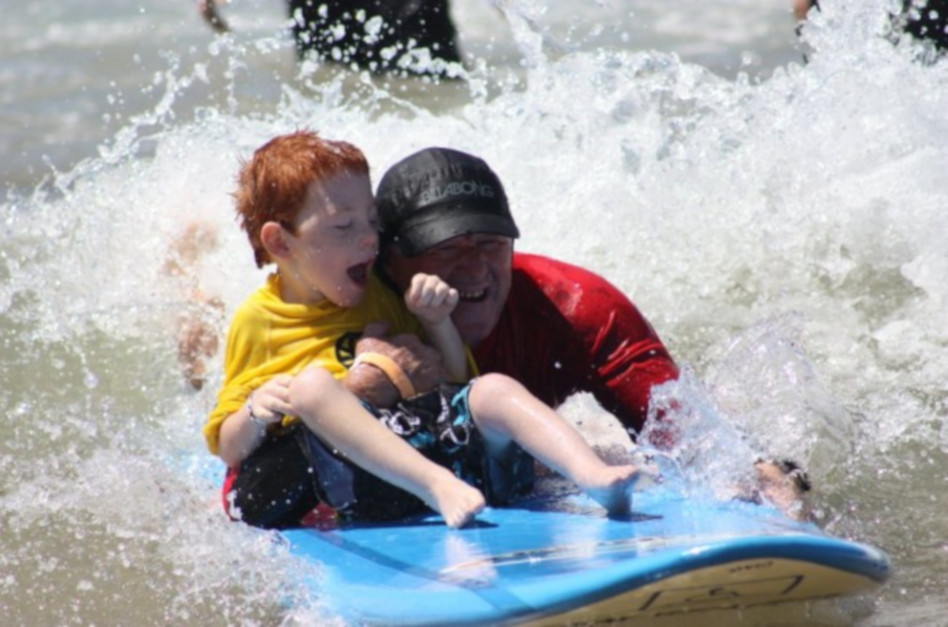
[468,373,641,515]
[289,366,485,528]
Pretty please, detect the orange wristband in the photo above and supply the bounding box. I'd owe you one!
[352,352,417,400]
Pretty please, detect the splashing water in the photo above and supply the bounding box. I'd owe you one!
[2,0,946,624]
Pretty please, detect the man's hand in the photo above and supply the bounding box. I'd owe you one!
[345,323,447,407]
[754,459,812,521]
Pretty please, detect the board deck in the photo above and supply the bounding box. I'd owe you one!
[279,488,890,625]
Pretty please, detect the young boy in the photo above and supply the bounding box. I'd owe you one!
[204,130,644,529]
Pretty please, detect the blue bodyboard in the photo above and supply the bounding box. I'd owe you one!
[279,488,890,625]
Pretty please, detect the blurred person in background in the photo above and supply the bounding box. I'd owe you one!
[199,0,462,77]
[794,0,946,54]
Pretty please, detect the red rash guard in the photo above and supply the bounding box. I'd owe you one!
[472,253,679,436]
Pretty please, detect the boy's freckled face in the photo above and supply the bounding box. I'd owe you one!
[281,171,379,307]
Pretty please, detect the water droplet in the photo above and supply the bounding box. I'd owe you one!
[84,370,99,389]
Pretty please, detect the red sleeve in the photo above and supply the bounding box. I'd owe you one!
[475,254,679,436]
[578,283,679,433]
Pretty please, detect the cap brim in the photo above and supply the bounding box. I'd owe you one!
[393,207,520,256]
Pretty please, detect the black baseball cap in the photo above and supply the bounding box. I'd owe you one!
[376,147,520,257]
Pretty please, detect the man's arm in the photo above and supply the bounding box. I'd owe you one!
[514,254,679,435]
[345,322,447,407]
[584,302,679,435]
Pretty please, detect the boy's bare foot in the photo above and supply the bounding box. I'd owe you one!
[579,465,646,516]
[426,472,486,528]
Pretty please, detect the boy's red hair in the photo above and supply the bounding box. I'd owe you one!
[235,130,370,268]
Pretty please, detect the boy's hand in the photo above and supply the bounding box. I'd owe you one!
[251,374,293,423]
[405,273,459,325]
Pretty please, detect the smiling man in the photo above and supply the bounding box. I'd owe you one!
[358,147,680,438]
[353,148,811,519]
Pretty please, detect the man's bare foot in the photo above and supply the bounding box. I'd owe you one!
[177,299,222,390]
[426,473,486,528]
[164,222,219,277]
[166,222,223,390]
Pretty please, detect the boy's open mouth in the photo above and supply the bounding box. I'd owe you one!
[347,262,371,286]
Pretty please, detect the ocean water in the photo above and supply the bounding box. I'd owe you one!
[1,0,946,625]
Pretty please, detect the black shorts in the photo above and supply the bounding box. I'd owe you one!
[224,383,534,529]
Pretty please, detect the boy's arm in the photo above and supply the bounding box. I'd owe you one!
[217,374,293,467]
[404,273,468,382]
[419,317,467,383]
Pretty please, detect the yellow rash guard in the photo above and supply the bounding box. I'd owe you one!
[204,271,422,455]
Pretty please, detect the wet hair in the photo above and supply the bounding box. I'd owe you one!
[234,129,369,268]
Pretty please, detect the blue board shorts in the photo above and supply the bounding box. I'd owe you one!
[225,382,534,529]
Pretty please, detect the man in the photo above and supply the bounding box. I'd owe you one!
[347,147,679,441]
[199,0,462,77]
[348,147,809,517]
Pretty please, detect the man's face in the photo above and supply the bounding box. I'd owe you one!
[386,234,514,346]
